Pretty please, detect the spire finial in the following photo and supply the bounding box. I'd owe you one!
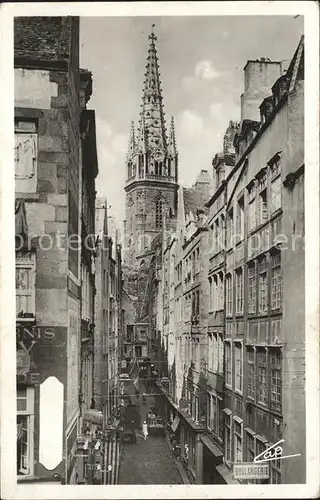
[149,24,157,43]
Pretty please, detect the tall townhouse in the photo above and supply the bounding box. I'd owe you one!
[202,122,240,484]
[224,37,305,484]
[14,17,96,484]
[94,199,109,416]
[79,84,99,422]
[161,221,176,397]
[158,170,230,484]
[94,199,123,424]
[107,223,122,416]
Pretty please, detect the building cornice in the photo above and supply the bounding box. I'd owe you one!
[124,179,179,193]
[15,57,68,71]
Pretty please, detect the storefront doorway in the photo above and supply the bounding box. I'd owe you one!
[202,444,225,484]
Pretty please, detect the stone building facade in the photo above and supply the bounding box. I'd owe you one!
[79,90,98,424]
[156,36,305,485]
[94,199,123,425]
[225,36,305,485]
[14,16,98,484]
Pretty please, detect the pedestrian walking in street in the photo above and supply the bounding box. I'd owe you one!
[142,420,148,440]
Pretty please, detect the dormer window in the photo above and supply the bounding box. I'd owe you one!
[272,76,289,108]
[260,96,274,124]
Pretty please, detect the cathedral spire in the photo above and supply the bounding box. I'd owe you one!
[138,24,168,158]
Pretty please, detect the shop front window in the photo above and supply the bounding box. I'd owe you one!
[224,413,232,464]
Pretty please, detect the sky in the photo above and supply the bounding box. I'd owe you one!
[80,15,304,231]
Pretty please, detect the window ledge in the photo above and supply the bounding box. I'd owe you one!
[270,208,282,220]
[248,220,268,237]
[257,312,269,318]
[246,396,255,403]
[17,475,39,482]
[256,401,268,409]
[270,406,283,416]
[270,308,282,314]
[209,249,224,260]
[16,316,36,324]
[235,239,244,247]
[15,193,40,202]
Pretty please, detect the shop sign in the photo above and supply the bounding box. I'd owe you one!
[16,326,56,382]
[233,462,270,480]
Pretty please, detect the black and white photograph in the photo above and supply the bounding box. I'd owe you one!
[0,2,319,498]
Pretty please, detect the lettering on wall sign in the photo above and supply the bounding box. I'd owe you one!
[16,326,56,378]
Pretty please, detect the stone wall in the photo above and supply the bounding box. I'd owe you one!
[15,16,81,483]
[14,17,71,62]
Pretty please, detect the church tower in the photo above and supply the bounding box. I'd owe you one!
[123,26,179,272]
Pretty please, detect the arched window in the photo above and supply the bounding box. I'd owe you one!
[155,160,158,175]
[128,161,132,178]
[139,154,144,177]
[156,198,163,229]
[168,158,171,177]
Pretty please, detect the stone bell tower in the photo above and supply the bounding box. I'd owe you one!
[123,26,179,277]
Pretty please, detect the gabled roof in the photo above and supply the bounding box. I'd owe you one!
[287,35,304,92]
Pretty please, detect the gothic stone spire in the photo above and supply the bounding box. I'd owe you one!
[126,26,178,182]
[138,24,168,160]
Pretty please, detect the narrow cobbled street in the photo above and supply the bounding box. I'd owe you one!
[118,381,183,484]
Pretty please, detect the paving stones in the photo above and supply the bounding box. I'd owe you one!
[118,379,182,484]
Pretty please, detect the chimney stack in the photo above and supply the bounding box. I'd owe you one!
[241,58,282,121]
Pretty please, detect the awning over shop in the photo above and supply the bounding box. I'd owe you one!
[200,434,224,463]
[171,415,180,433]
[83,409,103,425]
